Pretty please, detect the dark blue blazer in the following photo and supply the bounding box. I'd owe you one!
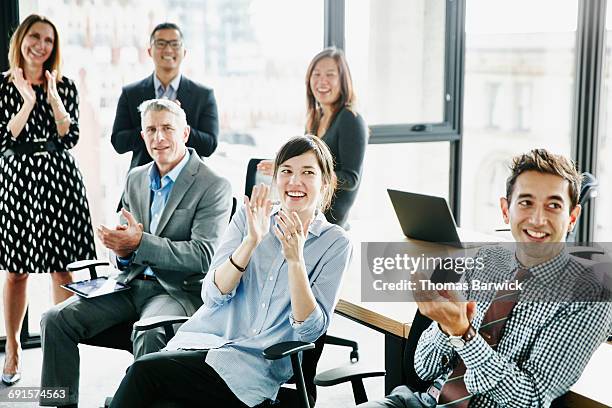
[111,74,219,169]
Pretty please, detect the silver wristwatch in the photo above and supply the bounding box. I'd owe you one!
[447,323,476,349]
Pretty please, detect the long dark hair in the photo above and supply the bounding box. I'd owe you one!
[305,47,356,135]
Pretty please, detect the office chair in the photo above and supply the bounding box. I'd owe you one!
[100,315,383,408]
[245,159,361,364]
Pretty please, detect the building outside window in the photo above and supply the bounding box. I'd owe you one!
[461,0,577,233]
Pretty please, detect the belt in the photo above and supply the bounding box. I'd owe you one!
[133,274,158,282]
[2,139,63,158]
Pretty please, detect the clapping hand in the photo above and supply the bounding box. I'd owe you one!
[256,160,274,176]
[245,184,273,246]
[273,210,311,263]
[12,68,36,107]
[45,70,63,109]
[414,271,476,336]
[96,208,144,258]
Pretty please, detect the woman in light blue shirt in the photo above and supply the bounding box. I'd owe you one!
[110,135,353,407]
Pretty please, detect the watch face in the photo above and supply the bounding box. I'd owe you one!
[448,336,465,348]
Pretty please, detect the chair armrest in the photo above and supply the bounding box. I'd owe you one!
[314,365,386,387]
[132,315,190,332]
[67,260,109,271]
[263,341,315,360]
[67,260,110,279]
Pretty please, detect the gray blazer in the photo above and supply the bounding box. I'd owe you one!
[117,148,232,315]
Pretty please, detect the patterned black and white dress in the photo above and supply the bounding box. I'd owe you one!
[0,74,96,273]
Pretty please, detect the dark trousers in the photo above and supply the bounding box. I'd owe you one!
[110,350,249,408]
[358,385,430,408]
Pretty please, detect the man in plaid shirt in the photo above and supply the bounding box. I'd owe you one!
[361,149,612,407]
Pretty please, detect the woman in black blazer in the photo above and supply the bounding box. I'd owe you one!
[260,47,368,228]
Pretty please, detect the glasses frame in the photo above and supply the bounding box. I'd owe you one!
[151,39,183,50]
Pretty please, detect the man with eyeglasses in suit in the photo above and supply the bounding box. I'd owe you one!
[111,22,219,172]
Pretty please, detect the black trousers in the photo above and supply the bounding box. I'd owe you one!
[110,350,249,408]
[357,385,431,408]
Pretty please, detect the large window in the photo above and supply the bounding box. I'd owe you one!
[461,0,578,233]
[345,0,446,126]
[350,142,450,223]
[595,3,612,240]
[342,0,455,225]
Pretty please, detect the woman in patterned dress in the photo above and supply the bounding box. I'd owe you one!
[0,14,96,385]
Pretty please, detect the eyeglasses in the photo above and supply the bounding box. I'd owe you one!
[152,40,183,50]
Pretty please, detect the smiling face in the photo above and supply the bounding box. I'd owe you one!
[276,151,326,220]
[20,22,54,69]
[501,170,581,264]
[141,109,190,176]
[309,57,341,111]
[148,28,185,75]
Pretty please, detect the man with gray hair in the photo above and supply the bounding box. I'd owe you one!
[40,99,232,407]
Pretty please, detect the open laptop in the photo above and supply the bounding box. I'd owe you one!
[387,189,480,248]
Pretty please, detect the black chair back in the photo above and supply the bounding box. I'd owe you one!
[579,172,599,206]
[401,310,434,393]
[230,196,237,221]
[245,158,265,198]
[567,172,599,243]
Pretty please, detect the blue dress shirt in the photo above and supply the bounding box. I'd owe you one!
[117,150,190,274]
[154,74,181,100]
[165,205,353,406]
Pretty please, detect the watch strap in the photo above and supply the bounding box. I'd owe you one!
[462,323,477,343]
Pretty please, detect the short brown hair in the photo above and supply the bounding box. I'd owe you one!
[8,14,62,82]
[506,149,582,210]
[273,135,337,211]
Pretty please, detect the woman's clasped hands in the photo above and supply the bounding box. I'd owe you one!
[274,210,311,264]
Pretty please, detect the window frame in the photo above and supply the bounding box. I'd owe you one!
[324,0,466,220]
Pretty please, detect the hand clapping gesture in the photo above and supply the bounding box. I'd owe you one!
[414,271,476,336]
[245,184,273,246]
[256,159,274,176]
[12,67,36,108]
[274,210,311,264]
[96,208,144,258]
[45,70,67,113]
